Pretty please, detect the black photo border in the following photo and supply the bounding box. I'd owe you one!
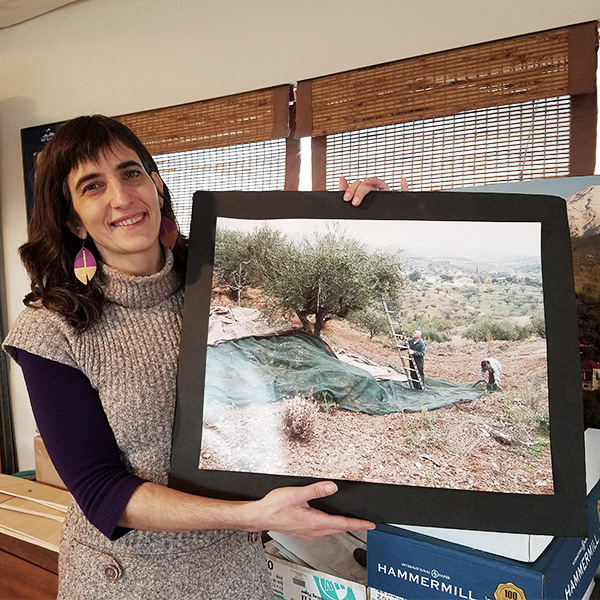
[171,190,587,536]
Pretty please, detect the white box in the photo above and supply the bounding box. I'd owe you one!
[389,428,600,562]
[267,531,367,584]
[266,554,367,600]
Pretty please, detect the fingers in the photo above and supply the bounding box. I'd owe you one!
[287,482,376,537]
[293,520,376,539]
[342,179,362,204]
[362,177,390,192]
[273,507,375,540]
[341,177,392,207]
[263,481,338,508]
[301,511,376,538]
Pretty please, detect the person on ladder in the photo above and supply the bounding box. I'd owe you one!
[407,330,426,389]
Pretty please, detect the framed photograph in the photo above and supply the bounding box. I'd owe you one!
[171,190,587,536]
[21,122,61,218]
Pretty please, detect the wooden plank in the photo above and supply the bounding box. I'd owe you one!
[0,475,69,511]
[0,496,65,522]
[0,513,62,552]
[0,531,58,574]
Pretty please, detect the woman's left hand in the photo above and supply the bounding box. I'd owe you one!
[340,176,407,206]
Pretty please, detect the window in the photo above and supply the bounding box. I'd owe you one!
[117,85,295,233]
[296,23,598,190]
[155,140,287,235]
[323,96,572,191]
[113,23,596,218]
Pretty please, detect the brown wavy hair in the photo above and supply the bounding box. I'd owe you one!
[19,115,188,332]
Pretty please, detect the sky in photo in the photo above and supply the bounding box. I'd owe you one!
[217,217,542,260]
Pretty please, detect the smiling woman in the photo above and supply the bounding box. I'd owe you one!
[14,116,188,332]
[1,115,377,600]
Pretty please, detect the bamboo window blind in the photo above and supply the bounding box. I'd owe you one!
[117,85,294,235]
[296,22,598,191]
[110,22,597,225]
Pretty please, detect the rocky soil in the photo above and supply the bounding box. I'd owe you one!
[201,315,552,496]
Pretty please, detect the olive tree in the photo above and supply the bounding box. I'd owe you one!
[214,225,404,338]
[214,225,288,303]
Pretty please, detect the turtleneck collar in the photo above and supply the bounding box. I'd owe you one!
[99,248,181,309]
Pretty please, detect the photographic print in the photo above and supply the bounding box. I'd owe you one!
[172,190,586,535]
[202,217,551,496]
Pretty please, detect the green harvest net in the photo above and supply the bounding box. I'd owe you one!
[205,331,483,414]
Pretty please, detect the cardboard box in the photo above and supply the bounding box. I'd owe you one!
[367,478,600,600]
[267,531,367,584]
[390,427,600,562]
[33,435,66,490]
[266,554,367,600]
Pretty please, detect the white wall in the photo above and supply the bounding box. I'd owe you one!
[1,0,599,469]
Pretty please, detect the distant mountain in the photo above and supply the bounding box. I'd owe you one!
[566,185,600,238]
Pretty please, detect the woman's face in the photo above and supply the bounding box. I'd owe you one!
[66,142,165,276]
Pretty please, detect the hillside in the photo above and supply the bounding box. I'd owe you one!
[572,233,600,298]
[398,252,543,326]
[207,286,552,495]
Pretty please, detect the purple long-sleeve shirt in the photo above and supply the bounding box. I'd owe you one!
[17,349,147,539]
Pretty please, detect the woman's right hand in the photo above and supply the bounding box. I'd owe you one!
[244,481,375,540]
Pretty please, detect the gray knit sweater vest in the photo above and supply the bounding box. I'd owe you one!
[4,250,272,600]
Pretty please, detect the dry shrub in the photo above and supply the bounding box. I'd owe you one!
[282,396,319,441]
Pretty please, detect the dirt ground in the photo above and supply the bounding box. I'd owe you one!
[201,316,553,496]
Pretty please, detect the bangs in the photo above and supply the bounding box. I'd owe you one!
[41,115,157,185]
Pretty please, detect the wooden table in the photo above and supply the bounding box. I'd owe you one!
[0,529,58,599]
[0,475,68,599]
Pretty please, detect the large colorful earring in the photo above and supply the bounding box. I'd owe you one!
[159,216,177,249]
[74,240,97,284]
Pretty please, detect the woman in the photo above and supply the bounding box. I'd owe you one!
[3,115,387,599]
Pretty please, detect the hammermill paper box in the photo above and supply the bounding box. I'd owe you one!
[367,478,600,600]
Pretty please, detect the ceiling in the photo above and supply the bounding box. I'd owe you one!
[0,0,79,29]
